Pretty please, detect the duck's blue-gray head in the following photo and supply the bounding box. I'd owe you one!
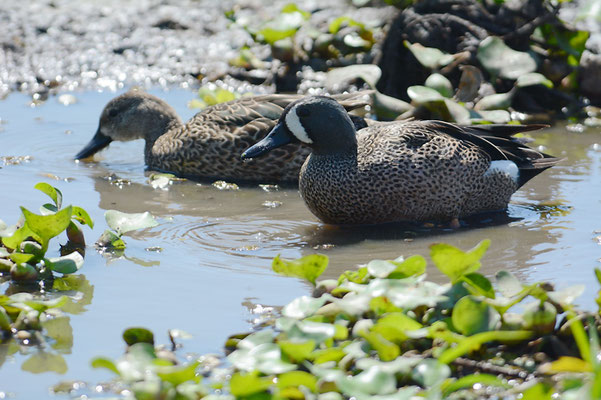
[241,96,358,159]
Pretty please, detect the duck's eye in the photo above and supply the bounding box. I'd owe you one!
[108,108,118,118]
[296,107,310,118]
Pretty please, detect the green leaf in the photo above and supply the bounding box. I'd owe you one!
[412,359,451,387]
[474,91,514,111]
[326,64,382,90]
[407,85,444,103]
[45,252,84,274]
[539,356,592,373]
[425,73,453,97]
[371,312,423,343]
[430,239,490,283]
[157,361,201,385]
[388,255,427,279]
[516,72,553,88]
[278,340,315,362]
[329,16,365,34]
[71,206,94,228]
[24,296,67,312]
[405,41,454,69]
[34,182,62,209]
[477,36,537,80]
[461,273,495,299]
[272,254,328,286]
[123,327,155,346]
[22,352,67,374]
[0,307,11,331]
[452,295,500,335]
[283,296,327,319]
[310,347,347,364]
[361,330,400,362]
[9,253,35,265]
[520,382,554,400]
[229,372,273,397]
[496,270,523,297]
[104,210,158,236]
[22,206,73,246]
[43,316,73,351]
[91,357,121,376]
[438,330,533,364]
[442,373,509,396]
[2,225,38,251]
[336,366,397,396]
[96,230,126,249]
[281,3,310,18]
[277,371,317,391]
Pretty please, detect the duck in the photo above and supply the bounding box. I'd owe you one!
[241,95,561,225]
[74,90,371,183]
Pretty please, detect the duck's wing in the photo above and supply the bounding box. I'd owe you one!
[423,121,562,188]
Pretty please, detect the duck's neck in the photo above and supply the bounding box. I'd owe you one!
[142,107,183,160]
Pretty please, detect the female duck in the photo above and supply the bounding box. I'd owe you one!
[242,96,561,225]
[75,90,370,183]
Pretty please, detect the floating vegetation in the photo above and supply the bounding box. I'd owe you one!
[85,240,601,399]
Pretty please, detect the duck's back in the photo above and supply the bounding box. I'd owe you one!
[300,121,519,224]
[149,95,310,183]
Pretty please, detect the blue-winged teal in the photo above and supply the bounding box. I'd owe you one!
[75,90,371,183]
[242,96,561,225]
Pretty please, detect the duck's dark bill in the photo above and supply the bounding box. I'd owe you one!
[75,128,112,160]
[241,123,292,159]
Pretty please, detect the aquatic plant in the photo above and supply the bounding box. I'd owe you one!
[96,210,158,251]
[86,240,601,399]
[0,183,93,284]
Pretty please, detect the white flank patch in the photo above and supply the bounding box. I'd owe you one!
[485,160,519,183]
[285,107,313,144]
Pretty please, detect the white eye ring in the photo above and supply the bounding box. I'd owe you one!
[285,107,313,144]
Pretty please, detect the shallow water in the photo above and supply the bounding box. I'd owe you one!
[0,89,600,398]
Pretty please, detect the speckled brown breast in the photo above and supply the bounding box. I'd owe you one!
[299,121,519,224]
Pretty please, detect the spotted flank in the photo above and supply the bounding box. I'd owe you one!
[485,160,519,183]
[241,96,562,225]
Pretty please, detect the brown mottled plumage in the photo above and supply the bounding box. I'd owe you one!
[75,90,371,183]
[242,96,562,225]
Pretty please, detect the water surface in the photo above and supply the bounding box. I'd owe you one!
[0,89,600,397]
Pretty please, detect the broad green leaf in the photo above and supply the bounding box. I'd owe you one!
[474,91,514,111]
[283,296,327,319]
[412,359,451,387]
[496,270,523,297]
[278,340,315,362]
[24,296,67,312]
[310,347,346,364]
[237,330,274,350]
[361,331,400,361]
[2,225,39,251]
[539,356,592,373]
[371,312,423,343]
[71,206,94,228]
[43,316,73,351]
[229,372,272,397]
[0,307,11,331]
[272,254,328,286]
[539,24,588,66]
[438,330,533,364]
[281,3,310,18]
[477,36,537,79]
[520,382,554,400]
[462,273,495,299]
[281,319,336,344]
[407,85,444,103]
[388,255,426,279]
[452,295,500,335]
[157,361,201,385]
[430,239,490,283]
[367,260,397,278]
[516,72,553,88]
[336,366,397,396]
[425,73,453,97]
[35,182,62,209]
[96,230,126,249]
[9,253,35,265]
[123,327,155,346]
[277,371,317,391]
[326,64,381,90]
[91,357,121,375]
[355,356,421,374]
[472,109,512,124]
[329,16,365,34]
[442,373,509,396]
[373,91,412,120]
[404,41,454,69]
[45,252,84,274]
[104,210,158,236]
[22,206,73,245]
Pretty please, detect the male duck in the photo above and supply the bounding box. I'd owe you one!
[75,90,370,183]
[242,96,561,225]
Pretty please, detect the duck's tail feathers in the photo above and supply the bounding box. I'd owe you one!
[515,156,563,188]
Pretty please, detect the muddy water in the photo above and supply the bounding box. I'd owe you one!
[0,89,600,397]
